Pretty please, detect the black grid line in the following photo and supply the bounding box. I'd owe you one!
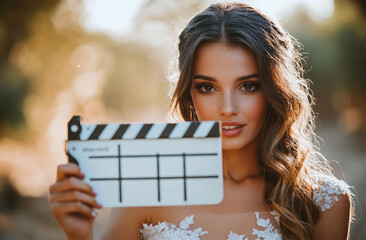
[157,153,160,202]
[88,144,219,203]
[90,176,219,181]
[183,153,187,201]
[118,144,122,202]
[89,153,217,158]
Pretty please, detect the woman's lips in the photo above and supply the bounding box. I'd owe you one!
[221,122,245,137]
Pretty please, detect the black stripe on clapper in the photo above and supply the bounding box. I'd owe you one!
[183,152,187,201]
[112,125,129,139]
[183,122,200,138]
[206,122,220,137]
[88,124,106,140]
[159,124,176,138]
[156,153,161,202]
[136,124,153,139]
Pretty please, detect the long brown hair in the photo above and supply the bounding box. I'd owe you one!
[169,2,330,240]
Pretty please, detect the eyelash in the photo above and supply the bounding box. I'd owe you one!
[194,84,215,94]
[194,82,261,94]
[240,82,261,92]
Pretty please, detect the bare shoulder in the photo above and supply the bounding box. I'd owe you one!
[313,193,351,239]
[99,206,154,240]
[312,174,353,240]
[312,173,352,211]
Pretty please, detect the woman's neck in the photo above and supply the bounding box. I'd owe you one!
[222,138,261,183]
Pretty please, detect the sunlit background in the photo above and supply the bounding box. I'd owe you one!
[0,0,365,239]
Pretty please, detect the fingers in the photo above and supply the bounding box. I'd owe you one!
[57,163,84,181]
[50,190,102,209]
[50,177,95,196]
[51,201,96,218]
[49,163,102,223]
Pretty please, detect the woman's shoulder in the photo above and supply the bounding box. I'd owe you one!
[311,173,353,238]
[311,173,352,212]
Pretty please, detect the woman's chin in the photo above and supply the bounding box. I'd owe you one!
[221,142,246,151]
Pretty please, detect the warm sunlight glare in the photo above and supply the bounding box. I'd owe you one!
[81,0,145,37]
[81,0,334,38]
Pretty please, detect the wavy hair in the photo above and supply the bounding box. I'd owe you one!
[168,2,336,240]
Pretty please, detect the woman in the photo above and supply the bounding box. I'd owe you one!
[49,2,353,240]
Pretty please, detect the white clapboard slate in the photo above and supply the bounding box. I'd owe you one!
[66,116,223,207]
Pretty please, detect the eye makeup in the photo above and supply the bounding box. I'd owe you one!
[193,83,216,94]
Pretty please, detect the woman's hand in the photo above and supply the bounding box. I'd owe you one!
[49,163,102,240]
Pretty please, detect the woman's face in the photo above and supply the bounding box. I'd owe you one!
[191,42,268,151]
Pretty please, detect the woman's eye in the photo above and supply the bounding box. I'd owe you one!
[240,82,260,92]
[195,84,216,93]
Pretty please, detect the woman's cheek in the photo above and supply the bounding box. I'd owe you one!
[240,94,267,122]
[194,96,217,121]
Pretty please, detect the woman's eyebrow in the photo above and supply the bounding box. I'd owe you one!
[192,75,217,81]
[237,73,259,81]
[192,73,259,81]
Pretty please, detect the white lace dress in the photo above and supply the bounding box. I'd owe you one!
[140,174,351,240]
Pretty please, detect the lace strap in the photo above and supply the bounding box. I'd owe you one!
[312,174,351,212]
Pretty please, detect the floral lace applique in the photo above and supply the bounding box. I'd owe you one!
[252,211,282,240]
[141,213,282,240]
[227,231,248,240]
[140,215,208,240]
[312,174,351,212]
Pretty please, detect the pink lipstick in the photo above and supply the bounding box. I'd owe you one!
[221,122,245,137]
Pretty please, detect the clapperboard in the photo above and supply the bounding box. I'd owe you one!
[66,116,223,207]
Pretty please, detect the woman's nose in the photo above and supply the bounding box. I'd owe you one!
[219,91,239,118]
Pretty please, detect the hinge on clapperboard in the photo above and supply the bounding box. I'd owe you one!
[65,115,82,165]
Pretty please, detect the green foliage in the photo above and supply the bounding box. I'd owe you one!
[0,0,61,135]
[0,64,28,129]
[287,7,366,122]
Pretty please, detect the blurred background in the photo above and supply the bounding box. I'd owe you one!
[0,0,365,239]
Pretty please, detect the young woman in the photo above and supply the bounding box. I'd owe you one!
[49,2,353,240]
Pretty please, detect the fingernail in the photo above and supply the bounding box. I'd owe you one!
[92,209,98,217]
[97,202,103,208]
[93,191,97,196]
